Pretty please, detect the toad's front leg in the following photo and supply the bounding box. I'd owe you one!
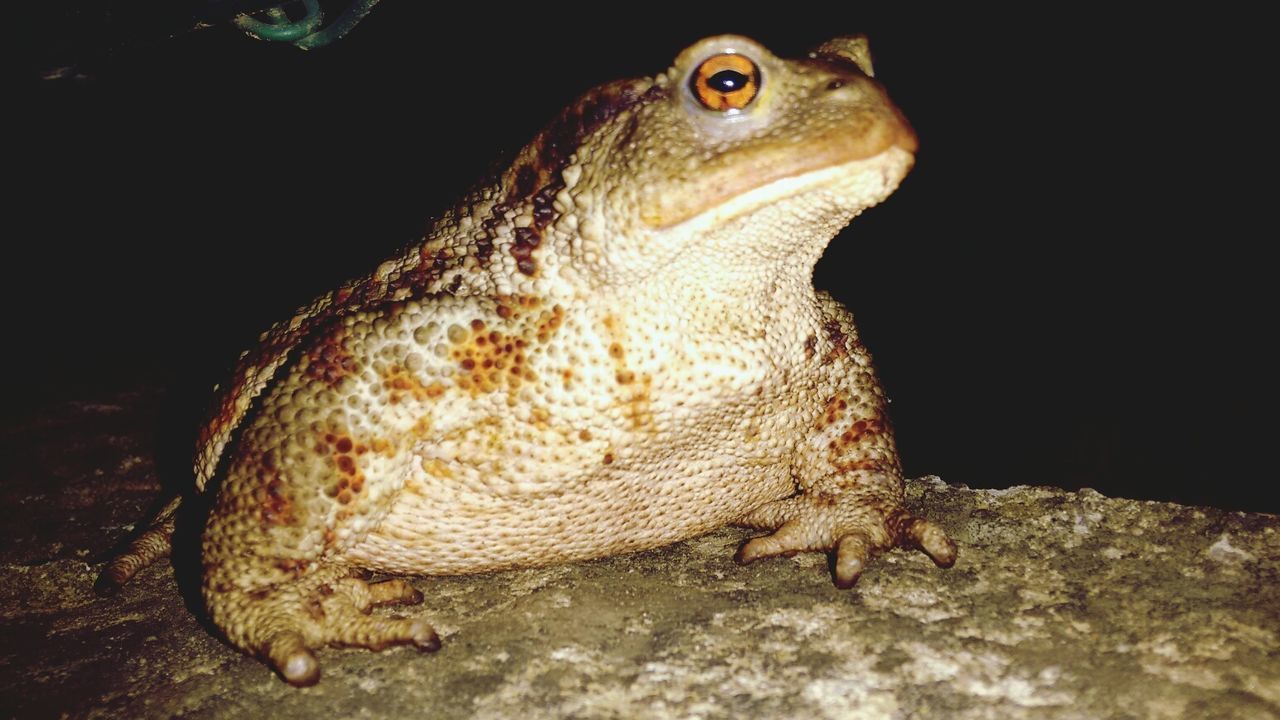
[735,312,956,587]
[201,454,439,685]
[735,472,956,587]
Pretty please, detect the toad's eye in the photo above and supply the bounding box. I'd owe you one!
[690,53,761,112]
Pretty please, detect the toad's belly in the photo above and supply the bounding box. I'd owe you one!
[343,459,794,575]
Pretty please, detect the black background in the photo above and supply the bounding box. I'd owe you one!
[11,5,1271,511]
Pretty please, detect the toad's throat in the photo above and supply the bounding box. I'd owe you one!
[641,121,917,229]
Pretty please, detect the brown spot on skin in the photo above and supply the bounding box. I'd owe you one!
[511,226,543,276]
[258,476,295,527]
[305,597,325,620]
[603,452,615,465]
[834,459,891,474]
[305,325,356,386]
[578,429,592,442]
[337,455,356,475]
[384,265,435,295]
[531,181,562,229]
[608,343,624,359]
[822,320,847,364]
[476,203,507,264]
[275,558,309,578]
[804,334,817,360]
[502,79,657,208]
[815,393,848,429]
[335,437,353,453]
[513,164,538,199]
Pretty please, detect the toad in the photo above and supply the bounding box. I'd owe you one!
[100,34,956,685]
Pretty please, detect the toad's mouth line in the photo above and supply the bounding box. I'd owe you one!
[643,146,916,233]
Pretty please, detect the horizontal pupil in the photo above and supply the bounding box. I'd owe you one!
[707,69,750,93]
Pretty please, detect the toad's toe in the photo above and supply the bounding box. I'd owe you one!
[207,568,439,685]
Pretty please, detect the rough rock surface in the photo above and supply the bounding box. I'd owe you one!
[2,387,1277,719]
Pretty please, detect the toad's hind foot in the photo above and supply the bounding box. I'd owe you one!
[95,496,181,596]
[209,573,438,687]
[735,489,957,588]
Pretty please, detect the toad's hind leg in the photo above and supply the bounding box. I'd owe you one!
[205,568,438,686]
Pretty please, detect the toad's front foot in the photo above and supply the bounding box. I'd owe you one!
[735,482,957,588]
[206,572,438,686]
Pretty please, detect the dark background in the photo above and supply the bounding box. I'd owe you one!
[11,5,1271,511]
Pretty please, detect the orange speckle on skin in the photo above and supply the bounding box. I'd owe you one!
[380,365,450,403]
[622,375,655,430]
[412,416,433,437]
[420,457,454,480]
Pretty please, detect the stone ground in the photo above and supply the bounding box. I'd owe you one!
[2,387,1277,720]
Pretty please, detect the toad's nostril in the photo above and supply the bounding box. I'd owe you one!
[826,79,845,91]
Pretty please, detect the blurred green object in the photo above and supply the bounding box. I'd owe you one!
[233,0,381,49]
